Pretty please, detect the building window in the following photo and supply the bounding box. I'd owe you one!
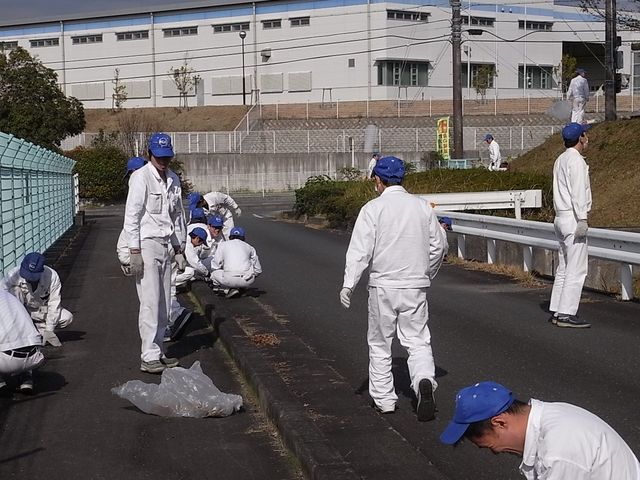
[518,65,555,89]
[262,19,282,29]
[72,35,103,44]
[163,27,198,37]
[290,17,310,27]
[461,63,496,88]
[116,30,149,41]
[518,20,552,31]
[348,58,355,68]
[213,22,250,33]
[462,16,495,27]
[387,10,430,22]
[30,38,59,48]
[377,61,429,86]
[0,41,19,50]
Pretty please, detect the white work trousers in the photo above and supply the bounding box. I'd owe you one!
[210,270,254,289]
[135,239,172,362]
[549,213,588,316]
[0,349,44,378]
[33,309,73,334]
[170,263,185,325]
[571,97,586,123]
[367,286,437,411]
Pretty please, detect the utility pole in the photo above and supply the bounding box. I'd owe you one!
[451,0,464,158]
[605,0,617,120]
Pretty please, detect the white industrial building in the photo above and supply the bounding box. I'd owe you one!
[1,0,639,108]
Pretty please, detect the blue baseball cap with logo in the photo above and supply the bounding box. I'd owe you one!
[20,252,46,282]
[148,133,174,158]
[190,207,207,223]
[189,227,208,246]
[438,216,453,230]
[373,156,405,183]
[230,226,245,238]
[562,122,590,142]
[439,381,515,445]
[123,156,146,179]
[208,215,224,228]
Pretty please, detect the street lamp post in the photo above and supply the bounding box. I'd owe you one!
[239,30,247,106]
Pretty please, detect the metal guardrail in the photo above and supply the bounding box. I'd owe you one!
[0,132,76,275]
[441,211,640,301]
[421,189,542,219]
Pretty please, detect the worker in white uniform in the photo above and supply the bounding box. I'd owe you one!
[484,134,503,171]
[206,215,226,256]
[123,132,187,374]
[340,156,446,421]
[366,152,381,178]
[210,226,262,299]
[567,68,590,124]
[0,289,45,395]
[1,252,73,348]
[440,381,640,480]
[177,227,212,286]
[549,122,592,328]
[202,191,242,239]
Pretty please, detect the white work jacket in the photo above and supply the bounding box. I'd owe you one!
[116,229,130,264]
[123,162,186,250]
[488,141,502,170]
[0,265,64,332]
[203,191,238,218]
[520,399,640,480]
[187,222,212,256]
[185,238,211,276]
[0,289,42,351]
[568,75,590,100]
[343,185,446,290]
[552,147,592,220]
[211,239,262,276]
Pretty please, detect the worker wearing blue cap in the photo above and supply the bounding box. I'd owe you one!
[201,191,242,239]
[548,122,592,328]
[440,381,640,478]
[340,156,447,421]
[567,68,590,123]
[210,226,262,298]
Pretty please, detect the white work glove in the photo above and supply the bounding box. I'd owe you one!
[340,287,352,309]
[235,207,242,217]
[574,219,588,240]
[43,330,62,347]
[130,252,144,276]
[242,272,254,281]
[174,253,187,271]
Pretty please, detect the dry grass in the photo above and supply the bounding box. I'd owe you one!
[446,256,545,288]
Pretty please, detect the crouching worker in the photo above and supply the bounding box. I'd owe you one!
[210,227,262,298]
[0,289,45,394]
[176,227,213,286]
[1,252,73,347]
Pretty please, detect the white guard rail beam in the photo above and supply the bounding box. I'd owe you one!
[440,211,640,301]
[418,190,542,219]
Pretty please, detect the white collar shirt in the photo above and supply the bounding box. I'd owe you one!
[568,75,590,100]
[123,163,186,250]
[211,239,262,276]
[203,191,238,216]
[488,141,501,164]
[342,185,446,290]
[552,147,592,220]
[520,399,640,480]
[0,290,42,351]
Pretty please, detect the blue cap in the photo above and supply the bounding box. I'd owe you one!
[208,215,224,228]
[148,133,174,158]
[440,381,515,445]
[576,68,586,75]
[562,122,591,141]
[190,207,206,223]
[230,226,245,238]
[484,134,494,141]
[126,156,146,172]
[189,227,208,246]
[20,252,45,282]
[187,192,202,210]
[438,216,452,229]
[373,156,405,183]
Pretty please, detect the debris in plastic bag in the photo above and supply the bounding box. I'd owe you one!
[112,361,243,418]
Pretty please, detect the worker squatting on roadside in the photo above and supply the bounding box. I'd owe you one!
[440,381,640,479]
[188,190,242,239]
[340,155,447,421]
[123,133,187,374]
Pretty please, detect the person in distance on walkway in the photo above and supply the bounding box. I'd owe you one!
[340,156,446,420]
[0,289,46,395]
[1,252,73,348]
[367,152,381,179]
[440,381,640,479]
[210,226,262,299]
[123,133,186,374]
[567,68,590,124]
[484,134,504,172]
[548,122,592,328]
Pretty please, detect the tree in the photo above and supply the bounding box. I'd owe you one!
[0,47,85,151]
[169,58,200,110]
[472,65,496,103]
[112,68,128,111]
[553,54,578,96]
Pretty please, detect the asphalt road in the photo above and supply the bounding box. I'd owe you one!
[237,194,640,479]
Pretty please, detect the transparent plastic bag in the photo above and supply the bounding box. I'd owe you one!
[112,361,243,418]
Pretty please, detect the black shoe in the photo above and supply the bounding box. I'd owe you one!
[371,401,395,414]
[169,309,193,341]
[416,379,436,422]
[556,315,591,328]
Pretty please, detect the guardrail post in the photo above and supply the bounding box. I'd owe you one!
[457,234,466,260]
[515,196,522,220]
[523,246,533,272]
[620,264,634,300]
[487,239,497,264]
